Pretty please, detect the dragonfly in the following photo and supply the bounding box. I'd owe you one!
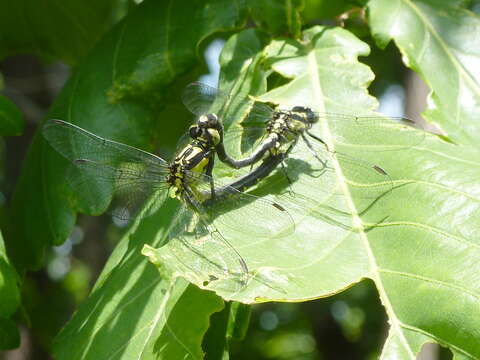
[42,119,296,288]
[182,82,426,201]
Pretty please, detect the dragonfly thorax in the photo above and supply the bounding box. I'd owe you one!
[167,161,185,198]
[168,140,212,198]
[265,106,317,143]
[268,112,304,141]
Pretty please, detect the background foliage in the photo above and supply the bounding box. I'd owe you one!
[1,0,480,359]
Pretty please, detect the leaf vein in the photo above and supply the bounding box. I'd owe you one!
[379,268,480,300]
[373,220,480,250]
[398,323,478,360]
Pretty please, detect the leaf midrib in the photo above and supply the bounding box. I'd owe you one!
[307,46,416,358]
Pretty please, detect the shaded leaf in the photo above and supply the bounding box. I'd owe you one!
[202,302,232,360]
[0,0,121,64]
[0,231,20,349]
[368,0,480,147]
[301,0,353,22]
[226,302,251,340]
[108,0,247,101]
[0,318,20,349]
[0,95,23,136]
[202,302,251,359]
[248,0,303,37]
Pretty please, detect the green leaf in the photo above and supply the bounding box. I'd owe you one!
[248,0,303,37]
[226,302,251,341]
[0,231,20,349]
[368,0,480,147]
[202,302,251,359]
[202,302,232,360]
[54,202,225,359]
[54,27,265,359]
[108,0,247,101]
[145,26,480,358]
[0,318,20,349]
[0,0,120,64]
[0,95,24,136]
[300,0,353,23]
[8,0,247,271]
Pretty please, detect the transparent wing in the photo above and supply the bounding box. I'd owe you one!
[310,112,426,150]
[240,101,276,125]
[42,119,170,220]
[222,123,270,159]
[164,203,292,294]
[286,136,393,201]
[182,82,227,116]
[223,111,425,157]
[43,119,169,166]
[164,205,249,291]
[182,169,296,239]
[182,82,274,122]
[68,159,169,220]
[220,111,424,199]
[221,125,394,200]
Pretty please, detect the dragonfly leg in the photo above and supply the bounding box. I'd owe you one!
[205,154,216,200]
[280,158,295,196]
[302,133,328,167]
[306,131,329,150]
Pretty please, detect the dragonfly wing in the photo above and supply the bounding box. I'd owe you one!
[242,101,275,125]
[183,82,275,123]
[182,82,227,116]
[188,172,296,239]
[43,119,168,166]
[222,102,276,160]
[43,119,170,220]
[222,124,269,161]
[165,203,249,290]
[313,113,425,151]
[290,137,393,200]
[67,159,168,220]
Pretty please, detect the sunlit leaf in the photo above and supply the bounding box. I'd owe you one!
[145,25,480,358]
[368,0,480,147]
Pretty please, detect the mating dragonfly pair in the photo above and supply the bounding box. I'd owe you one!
[43,83,423,289]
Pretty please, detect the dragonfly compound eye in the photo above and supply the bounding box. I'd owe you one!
[189,125,202,139]
[292,106,317,124]
[206,113,219,126]
[198,115,209,126]
[306,109,318,124]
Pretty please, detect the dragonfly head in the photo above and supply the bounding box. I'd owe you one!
[291,106,318,126]
[198,113,220,129]
[190,114,222,146]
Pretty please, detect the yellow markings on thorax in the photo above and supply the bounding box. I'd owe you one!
[184,146,209,173]
[168,142,211,199]
[206,128,221,146]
